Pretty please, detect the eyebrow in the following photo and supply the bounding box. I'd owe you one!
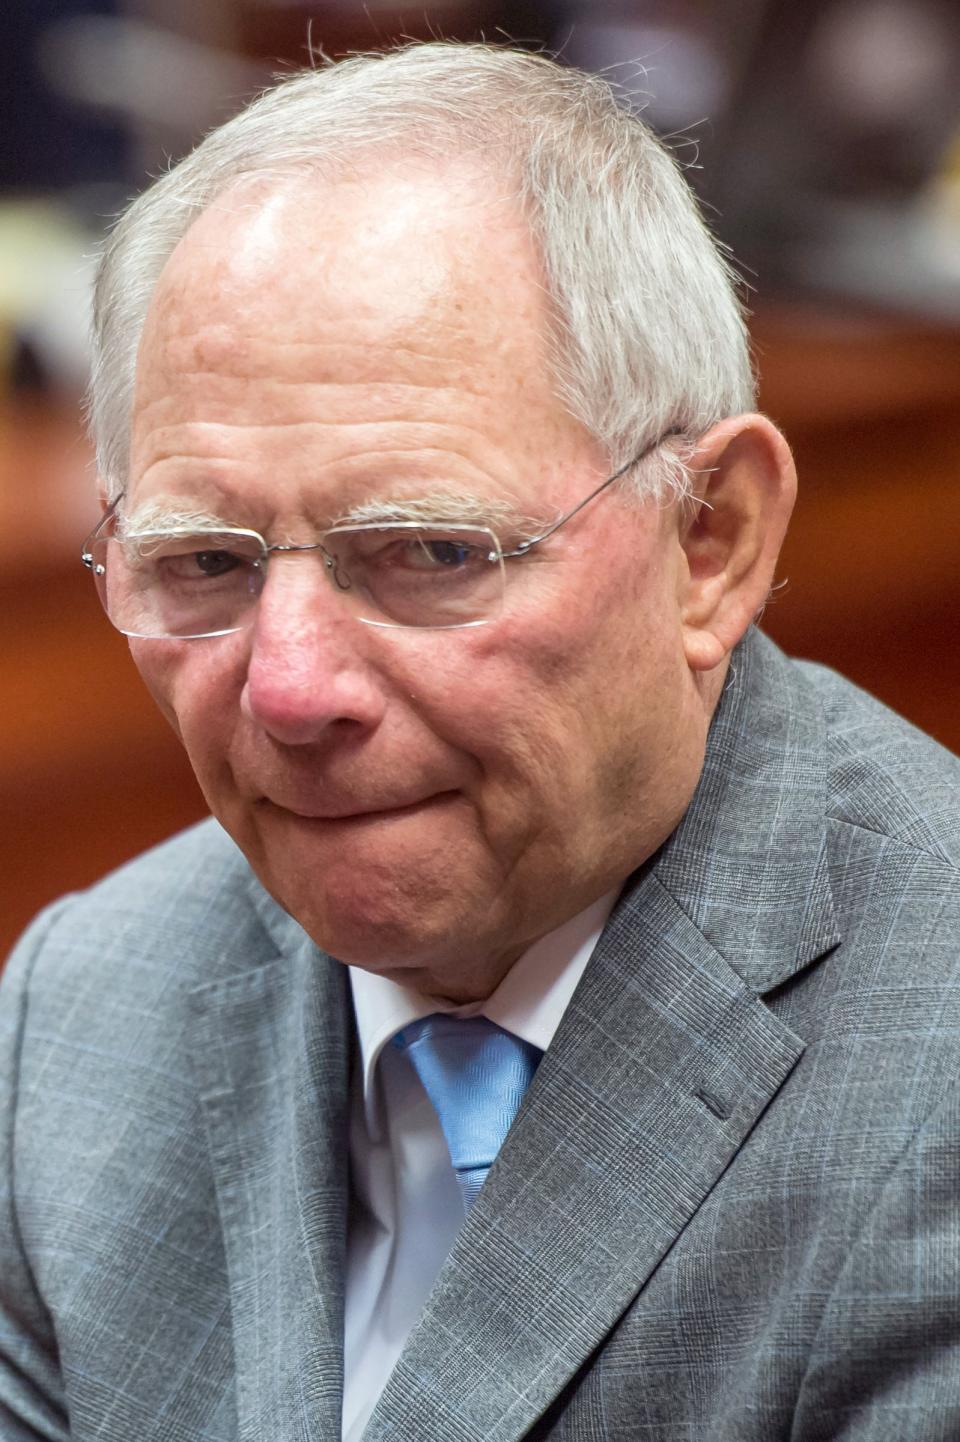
[119,500,240,535]
[331,489,541,534]
[121,490,543,538]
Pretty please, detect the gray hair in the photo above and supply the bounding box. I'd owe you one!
[89,41,755,502]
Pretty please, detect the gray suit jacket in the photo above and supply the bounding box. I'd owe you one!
[3,630,960,1441]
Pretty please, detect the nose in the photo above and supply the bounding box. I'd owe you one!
[240,556,388,745]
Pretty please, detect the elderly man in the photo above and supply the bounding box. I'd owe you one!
[2,41,959,1442]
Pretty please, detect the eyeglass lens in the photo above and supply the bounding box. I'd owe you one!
[88,524,506,636]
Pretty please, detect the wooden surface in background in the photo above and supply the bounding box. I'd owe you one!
[753,307,960,749]
[2,305,959,956]
[2,407,208,954]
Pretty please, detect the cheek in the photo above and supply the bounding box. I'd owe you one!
[465,554,685,789]
[417,610,615,792]
[130,636,248,755]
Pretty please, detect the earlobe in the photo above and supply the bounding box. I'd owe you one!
[679,414,796,673]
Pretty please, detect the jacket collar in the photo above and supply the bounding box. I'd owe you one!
[653,628,840,992]
[362,629,838,1441]
[189,923,352,1442]
[191,627,839,1442]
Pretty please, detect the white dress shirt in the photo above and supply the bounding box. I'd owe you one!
[341,891,619,1441]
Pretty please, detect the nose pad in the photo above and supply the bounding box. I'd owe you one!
[321,546,352,594]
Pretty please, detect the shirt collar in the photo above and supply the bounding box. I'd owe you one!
[348,887,620,1138]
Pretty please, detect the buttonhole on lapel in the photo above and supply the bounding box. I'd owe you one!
[695,1086,732,1120]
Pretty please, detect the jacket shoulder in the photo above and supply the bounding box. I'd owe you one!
[792,656,960,864]
[3,818,280,1009]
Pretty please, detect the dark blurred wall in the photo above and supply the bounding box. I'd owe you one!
[1,0,129,193]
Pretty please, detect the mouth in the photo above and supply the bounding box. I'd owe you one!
[258,791,458,823]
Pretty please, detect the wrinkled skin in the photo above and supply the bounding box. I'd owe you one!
[125,165,754,1001]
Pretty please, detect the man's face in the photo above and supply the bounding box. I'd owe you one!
[127,167,711,1000]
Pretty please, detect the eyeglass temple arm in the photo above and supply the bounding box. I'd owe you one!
[81,427,680,568]
[499,432,676,561]
[81,494,123,567]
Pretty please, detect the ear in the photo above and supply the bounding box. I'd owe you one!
[678,414,796,672]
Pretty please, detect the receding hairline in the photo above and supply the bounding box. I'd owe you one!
[132,147,552,372]
[128,155,583,493]
[90,42,756,503]
[146,145,536,298]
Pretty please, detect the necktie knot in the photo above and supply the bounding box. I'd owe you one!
[394,1014,541,1211]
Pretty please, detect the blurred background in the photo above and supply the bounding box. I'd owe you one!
[3,0,960,954]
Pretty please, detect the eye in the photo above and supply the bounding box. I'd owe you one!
[124,532,261,583]
[154,548,248,582]
[408,537,480,569]
[191,549,242,577]
[336,528,493,574]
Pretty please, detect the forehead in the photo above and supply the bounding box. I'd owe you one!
[137,165,556,414]
[129,162,594,517]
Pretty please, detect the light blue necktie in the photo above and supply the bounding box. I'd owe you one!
[394,1014,542,1211]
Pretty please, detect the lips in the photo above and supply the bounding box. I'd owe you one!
[259,791,456,821]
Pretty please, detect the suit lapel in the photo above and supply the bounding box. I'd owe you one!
[188,902,352,1442]
[363,879,805,1442]
[180,631,840,1442]
[364,631,841,1442]
[653,631,841,993]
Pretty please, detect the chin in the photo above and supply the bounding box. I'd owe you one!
[224,798,518,977]
[263,856,483,972]
[303,909,509,1004]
